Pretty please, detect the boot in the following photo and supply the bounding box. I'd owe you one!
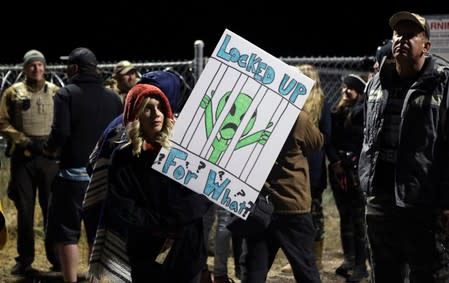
[336,232,355,278]
[213,276,235,283]
[281,263,292,273]
[335,258,354,278]
[201,269,213,283]
[313,240,324,270]
[347,225,369,282]
[346,264,368,282]
[282,241,323,273]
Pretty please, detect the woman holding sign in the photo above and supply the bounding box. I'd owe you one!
[104,83,210,283]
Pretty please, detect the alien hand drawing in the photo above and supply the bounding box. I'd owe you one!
[200,90,273,163]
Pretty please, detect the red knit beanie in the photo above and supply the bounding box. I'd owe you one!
[123,84,174,125]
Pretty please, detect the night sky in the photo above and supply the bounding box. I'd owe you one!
[1,2,448,65]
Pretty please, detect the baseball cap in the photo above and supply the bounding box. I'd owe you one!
[389,11,430,38]
[113,60,136,77]
[60,47,97,67]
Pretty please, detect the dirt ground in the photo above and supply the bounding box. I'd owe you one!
[0,193,370,283]
[204,189,370,283]
[0,157,369,282]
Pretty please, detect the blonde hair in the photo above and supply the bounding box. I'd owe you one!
[334,93,361,114]
[296,64,324,126]
[126,96,174,156]
[333,75,365,114]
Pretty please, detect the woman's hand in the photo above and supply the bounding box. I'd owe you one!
[332,160,347,191]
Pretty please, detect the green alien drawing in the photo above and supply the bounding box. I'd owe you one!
[200,90,273,163]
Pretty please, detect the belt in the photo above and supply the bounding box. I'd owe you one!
[338,150,355,158]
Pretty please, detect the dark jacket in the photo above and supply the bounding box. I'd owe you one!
[108,144,210,231]
[106,143,211,280]
[46,73,122,169]
[327,98,364,165]
[359,55,449,209]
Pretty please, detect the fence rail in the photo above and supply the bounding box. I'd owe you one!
[0,41,376,163]
[0,41,375,109]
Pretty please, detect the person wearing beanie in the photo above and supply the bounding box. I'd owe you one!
[83,71,209,283]
[105,60,139,102]
[44,46,123,283]
[0,49,61,275]
[328,73,368,282]
[359,11,449,282]
[93,83,210,283]
[83,71,184,249]
[342,74,366,95]
[23,49,46,67]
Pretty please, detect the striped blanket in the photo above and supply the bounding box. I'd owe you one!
[82,115,131,283]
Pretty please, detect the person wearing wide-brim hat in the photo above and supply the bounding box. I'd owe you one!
[105,60,139,102]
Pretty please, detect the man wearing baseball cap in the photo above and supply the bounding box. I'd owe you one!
[105,60,139,102]
[45,47,123,283]
[389,11,430,39]
[60,47,98,68]
[359,11,449,282]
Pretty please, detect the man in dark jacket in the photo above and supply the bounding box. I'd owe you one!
[44,47,123,283]
[359,11,449,282]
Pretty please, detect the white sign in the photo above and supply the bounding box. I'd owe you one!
[152,29,314,219]
[426,14,449,62]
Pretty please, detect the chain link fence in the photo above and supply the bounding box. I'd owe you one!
[281,56,374,107]
[0,60,197,95]
[0,40,375,104]
[1,47,376,106]
[0,41,375,148]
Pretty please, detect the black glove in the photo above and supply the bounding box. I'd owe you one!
[26,140,45,156]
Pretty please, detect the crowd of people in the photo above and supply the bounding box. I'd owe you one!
[1,10,449,283]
